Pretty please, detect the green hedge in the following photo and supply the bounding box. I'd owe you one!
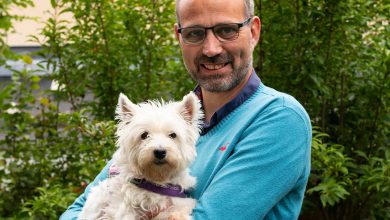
[0,0,388,219]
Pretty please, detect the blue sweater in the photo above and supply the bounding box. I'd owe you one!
[60,83,311,220]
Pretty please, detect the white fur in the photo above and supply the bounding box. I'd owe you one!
[80,92,203,220]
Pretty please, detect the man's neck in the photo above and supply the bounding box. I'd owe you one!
[202,71,252,123]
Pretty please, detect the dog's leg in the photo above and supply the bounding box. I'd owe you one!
[80,180,111,220]
[167,211,193,220]
[153,206,193,220]
[161,197,195,220]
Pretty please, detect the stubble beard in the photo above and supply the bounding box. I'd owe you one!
[186,55,252,93]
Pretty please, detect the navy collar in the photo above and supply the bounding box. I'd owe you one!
[194,70,261,135]
[130,178,188,198]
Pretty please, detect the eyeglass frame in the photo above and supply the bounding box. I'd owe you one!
[177,17,253,45]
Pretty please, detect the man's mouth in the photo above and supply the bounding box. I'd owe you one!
[202,63,229,70]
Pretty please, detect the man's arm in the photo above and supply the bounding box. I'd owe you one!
[60,161,112,220]
[192,106,311,220]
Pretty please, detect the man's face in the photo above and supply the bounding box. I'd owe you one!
[175,0,260,93]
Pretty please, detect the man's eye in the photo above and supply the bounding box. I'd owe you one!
[221,27,235,33]
[186,29,204,38]
[216,26,238,38]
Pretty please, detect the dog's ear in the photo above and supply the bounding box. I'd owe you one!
[178,92,203,126]
[116,93,138,121]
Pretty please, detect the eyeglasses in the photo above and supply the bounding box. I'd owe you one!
[178,17,252,45]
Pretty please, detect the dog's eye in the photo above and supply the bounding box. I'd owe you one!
[141,132,149,140]
[169,132,177,139]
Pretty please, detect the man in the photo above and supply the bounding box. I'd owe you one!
[61,0,311,219]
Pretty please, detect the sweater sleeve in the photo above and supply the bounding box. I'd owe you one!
[60,161,111,220]
[192,105,311,220]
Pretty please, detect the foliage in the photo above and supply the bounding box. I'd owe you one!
[37,0,192,120]
[0,66,116,218]
[21,185,77,220]
[0,0,33,65]
[255,0,389,218]
[303,131,390,219]
[353,148,390,219]
[307,128,353,207]
[0,0,388,219]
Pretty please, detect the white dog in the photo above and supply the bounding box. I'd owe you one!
[79,92,203,220]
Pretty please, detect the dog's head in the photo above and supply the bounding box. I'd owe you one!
[114,92,203,183]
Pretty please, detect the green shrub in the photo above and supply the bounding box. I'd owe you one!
[0,0,388,219]
[256,0,389,218]
[21,185,77,220]
[307,128,353,207]
[0,66,116,218]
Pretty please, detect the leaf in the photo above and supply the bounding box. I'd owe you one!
[31,83,40,90]
[340,167,348,175]
[31,75,40,83]
[21,55,33,64]
[40,97,50,106]
[355,150,369,160]
[50,0,57,8]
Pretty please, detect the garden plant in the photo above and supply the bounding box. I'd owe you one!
[0,0,388,219]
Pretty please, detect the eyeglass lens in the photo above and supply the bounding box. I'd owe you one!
[181,24,240,44]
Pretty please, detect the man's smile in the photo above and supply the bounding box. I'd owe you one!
[202,63,230,70]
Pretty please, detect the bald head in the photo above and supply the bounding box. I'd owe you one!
[175,0,254,24]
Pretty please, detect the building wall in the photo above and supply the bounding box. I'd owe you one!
[7,0,72,46]
[1,0,87,116]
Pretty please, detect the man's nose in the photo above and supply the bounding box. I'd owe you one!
[202,30,223,57]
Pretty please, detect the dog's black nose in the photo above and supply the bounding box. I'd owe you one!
[153,149,167,159]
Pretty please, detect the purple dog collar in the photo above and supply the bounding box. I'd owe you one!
[130,178,188,198]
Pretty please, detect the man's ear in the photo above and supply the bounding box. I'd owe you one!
[174,23,181,41]
[250,16,261,47]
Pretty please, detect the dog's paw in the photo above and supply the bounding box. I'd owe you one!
[167,211,192,220]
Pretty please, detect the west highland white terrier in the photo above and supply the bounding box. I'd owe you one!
[79,92,203,220]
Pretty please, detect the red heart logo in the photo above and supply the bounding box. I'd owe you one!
[219,142,229,151]
[219,146,227,151]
